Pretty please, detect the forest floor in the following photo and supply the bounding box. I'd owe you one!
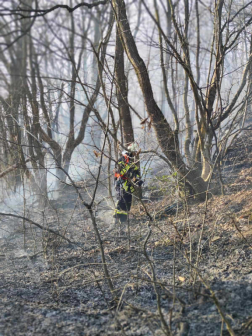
[0,133,252,336]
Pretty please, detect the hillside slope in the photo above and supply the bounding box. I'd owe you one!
[0,132,252,336]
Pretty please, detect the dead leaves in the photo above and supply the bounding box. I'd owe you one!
[239,211,252,221]
[93,150,100,157]
[140,117,152,130]
[154,238,173,247]
[178,276,185,282]
[243,229,252,238]
[211,236,221,243]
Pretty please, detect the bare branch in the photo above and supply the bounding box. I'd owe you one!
[0,212,72,243]
[219,53,252,125]
[0,1,108,19]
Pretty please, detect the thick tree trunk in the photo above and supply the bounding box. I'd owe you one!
[62,148,73,177]
[115,27,134,145]
[112,0,208,199]
[201,137,213,181]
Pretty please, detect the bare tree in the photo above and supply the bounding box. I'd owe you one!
[112,0,208,199]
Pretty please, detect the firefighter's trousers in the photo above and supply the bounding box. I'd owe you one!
[114,182,133,222]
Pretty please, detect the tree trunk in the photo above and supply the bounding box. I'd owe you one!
[183,72,193,167]
[115,27,134,145]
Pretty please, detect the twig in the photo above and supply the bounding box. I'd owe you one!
[143,226,171,335]
[197,274,236,336]
[0,212,72,243]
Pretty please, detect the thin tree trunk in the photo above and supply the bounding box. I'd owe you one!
[184,73,193,166]
[154,0,178,131]
[183,0,192,167]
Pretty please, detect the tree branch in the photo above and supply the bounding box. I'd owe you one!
[0,212,72,243]
[218,53,252,125]
[0,1,108,19]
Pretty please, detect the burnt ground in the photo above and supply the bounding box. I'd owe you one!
[1,133,252,336]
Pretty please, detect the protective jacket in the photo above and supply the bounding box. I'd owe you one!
[114,152,140,192]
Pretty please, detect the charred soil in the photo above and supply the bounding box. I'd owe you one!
[1,133,252,336]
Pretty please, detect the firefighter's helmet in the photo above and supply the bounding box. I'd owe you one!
[127,142,138,152]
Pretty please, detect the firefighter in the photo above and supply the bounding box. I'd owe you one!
[112,143,143,227]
